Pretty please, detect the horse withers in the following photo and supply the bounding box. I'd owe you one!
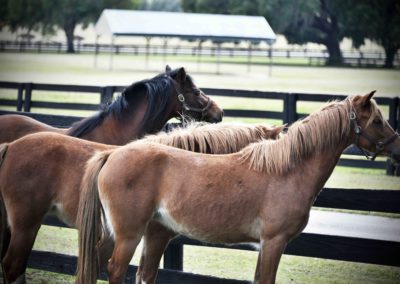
[0,65,223,145]
[0,122,282,284]
[76,91,399,284]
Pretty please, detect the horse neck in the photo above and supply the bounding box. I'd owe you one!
[79,97,177,145]
[79,101,147,145]
[281,134,352,207]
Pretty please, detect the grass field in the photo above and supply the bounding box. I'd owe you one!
[0,52,399,283]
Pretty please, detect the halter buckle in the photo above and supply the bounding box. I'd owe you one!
[178,94,185,103]
[350,111,356,120]
[355,126,361,134]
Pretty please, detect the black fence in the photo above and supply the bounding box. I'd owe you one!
[1,81,399,173]
[1,40,399,68]
[0,81,399,283]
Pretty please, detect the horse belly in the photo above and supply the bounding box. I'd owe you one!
[155,204,259,244]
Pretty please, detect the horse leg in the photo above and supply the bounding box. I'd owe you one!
[257,236,287,284]
[0,225,11,284]
[136,221,177,284]
[98,236,115,271]
[2,223,41,284]
[108,235,142,284]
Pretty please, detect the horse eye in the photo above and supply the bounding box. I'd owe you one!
[193,88,201,96]
[373,118,382,124]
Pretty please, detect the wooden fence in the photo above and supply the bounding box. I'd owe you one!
[0,81,399,173]
[0,81,399,283]
[1,40,399,68]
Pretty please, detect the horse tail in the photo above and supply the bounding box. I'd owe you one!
[0,143,9,261]
[76,150,112,284]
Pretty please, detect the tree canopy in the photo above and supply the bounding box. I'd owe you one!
[344,0,400,68]
[2,0,139,52]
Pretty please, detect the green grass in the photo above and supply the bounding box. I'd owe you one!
[30,226,400,283]
[1,52,400,283]
[1,52,399,97]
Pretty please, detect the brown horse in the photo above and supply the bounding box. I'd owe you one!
[76,91,400,284]
[0,122,282,284]
[0,65,223,145]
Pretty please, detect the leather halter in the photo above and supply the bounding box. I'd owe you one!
[165,74,212,121]
[177,92,212,120]
[350,111,399,161]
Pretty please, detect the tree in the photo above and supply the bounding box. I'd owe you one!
[271,0,352,66]
[43,0,138,53]
[345,0,400,68]
[139,0,182,11]
[2,0,44,34]
[0,0,9,29]
[2,0,139,53]
[182,0,262,15]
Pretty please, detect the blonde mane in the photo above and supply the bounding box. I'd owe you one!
[240,96,380,175]
[142,122,281,154]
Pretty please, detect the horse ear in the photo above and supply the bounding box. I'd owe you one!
[165,65,172,73]
[360,90,376,107]
[271,124,286,139]
[176,67,187,82]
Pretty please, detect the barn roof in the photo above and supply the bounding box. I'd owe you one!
[95,9,276,44]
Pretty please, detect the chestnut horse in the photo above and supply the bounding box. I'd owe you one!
[76,91,400,284]
[0,122,282,283]
[0,65,223,145]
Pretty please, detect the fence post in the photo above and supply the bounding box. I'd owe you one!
[16,83,24,111]
[24,83,33,112]
[386,97,399,176]
[101,86,114,105]
[283,93,297,125]
[163,243,183,271]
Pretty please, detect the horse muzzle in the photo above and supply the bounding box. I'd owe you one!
[206,109,223,123]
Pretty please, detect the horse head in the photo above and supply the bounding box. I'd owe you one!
[165,65,223,123]
[350,91,400,163]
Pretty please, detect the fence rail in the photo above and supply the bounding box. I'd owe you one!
[1,81,399,283]
[1,40,399,67]
[1,81,399,174]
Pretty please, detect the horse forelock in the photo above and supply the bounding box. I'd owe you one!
[142,122,278,154]
[240,98,355,175]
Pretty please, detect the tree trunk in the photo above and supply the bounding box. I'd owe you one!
[324,27,343,66]
[383,45,398,68]
[64,22,76,53]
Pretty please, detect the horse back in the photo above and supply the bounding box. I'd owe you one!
[0,114,65,144]
[0,132,115,226]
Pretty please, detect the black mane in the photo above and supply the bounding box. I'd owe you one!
[67,72,179,138]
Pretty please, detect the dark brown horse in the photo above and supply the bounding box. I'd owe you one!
[0,65,223,145]
[0,122,282,284]
[76,91,399,284]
